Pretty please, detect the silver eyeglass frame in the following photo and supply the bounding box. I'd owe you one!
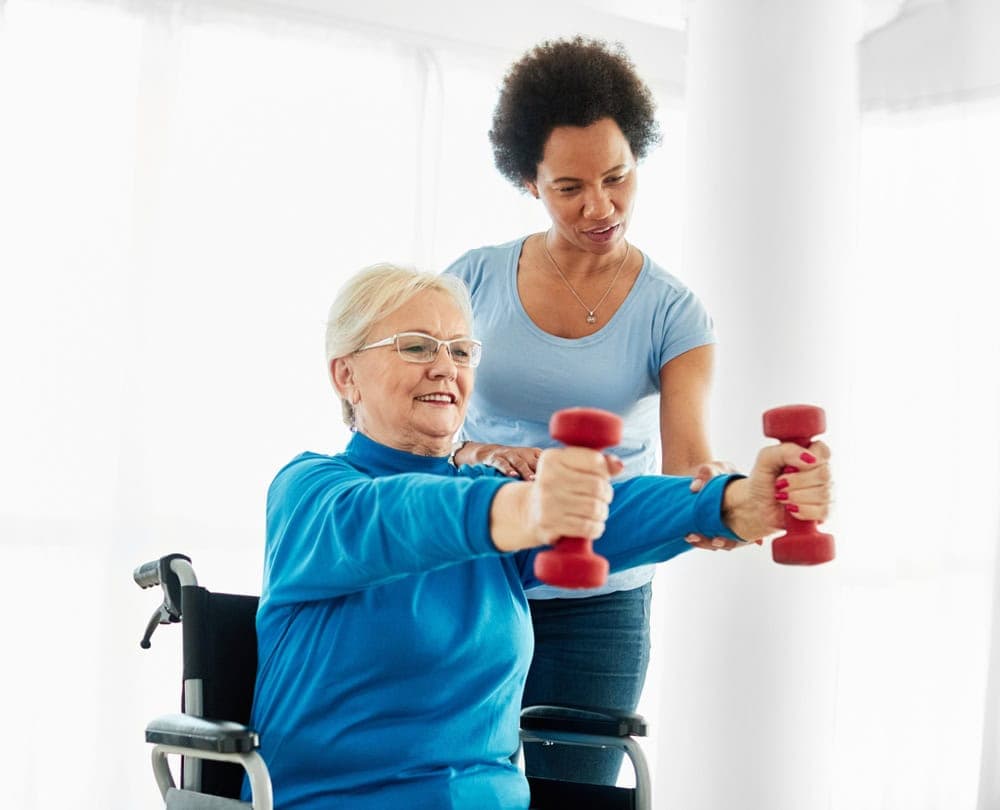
[355,332,482,368]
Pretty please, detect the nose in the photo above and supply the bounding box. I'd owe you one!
[427,345,458,379]
[582,185,614,220]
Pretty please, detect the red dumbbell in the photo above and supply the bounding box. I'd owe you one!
[533,407,623,589]
[762,404,835,565]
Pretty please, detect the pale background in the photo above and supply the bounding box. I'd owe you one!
[1,1,999,808]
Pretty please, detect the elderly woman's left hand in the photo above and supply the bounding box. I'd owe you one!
[720,440,833,542]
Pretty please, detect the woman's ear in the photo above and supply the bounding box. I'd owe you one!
[524,179,539,199]
[331,357,358,402]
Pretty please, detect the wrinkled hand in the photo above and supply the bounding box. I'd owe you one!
[527,448,624,546]
[684,460,752,551]
[723,441,833,542]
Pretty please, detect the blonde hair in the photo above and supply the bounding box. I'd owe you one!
[325,263,474,427]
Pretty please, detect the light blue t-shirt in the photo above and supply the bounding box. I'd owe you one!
[444,236,717,599]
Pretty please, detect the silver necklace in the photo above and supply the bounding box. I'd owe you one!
[541,232,631,324]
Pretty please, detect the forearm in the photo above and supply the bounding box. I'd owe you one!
[596,474,744,569]
[720,478,769,542]
[659,344,716,475]
[663,455,713,477]
[661,438,714,476]
[488,481,535,552]
[659,418,713,476]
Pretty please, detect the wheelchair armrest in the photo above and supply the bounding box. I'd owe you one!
[520,704,647,739]
[146,713,259,754]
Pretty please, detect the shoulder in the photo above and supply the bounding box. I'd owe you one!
[441,237,526,289]
[268,451,362,499]
[638,254,698,300]
[275,450,356,477]
[634,254,712,319]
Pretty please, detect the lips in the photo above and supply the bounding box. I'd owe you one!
[583,223,620,243]
[415,392,457,404]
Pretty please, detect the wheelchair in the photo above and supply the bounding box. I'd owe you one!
[135,553,652,810]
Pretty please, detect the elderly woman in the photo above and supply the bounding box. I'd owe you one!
[245,263,831,810]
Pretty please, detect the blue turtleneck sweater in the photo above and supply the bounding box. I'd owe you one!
[246,431,741,810]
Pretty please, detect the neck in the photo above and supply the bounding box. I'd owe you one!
[354,424,451,458]
[542,231,629,278]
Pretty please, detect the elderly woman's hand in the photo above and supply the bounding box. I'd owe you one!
[721,441,832,542]
[457,441,542,480]
[489,448,623,552]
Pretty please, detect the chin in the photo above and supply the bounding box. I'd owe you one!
[417,420,459,442]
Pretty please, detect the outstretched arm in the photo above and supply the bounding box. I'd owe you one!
[514,439,831,586]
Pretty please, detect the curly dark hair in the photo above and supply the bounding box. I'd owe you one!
[489,37,661,188]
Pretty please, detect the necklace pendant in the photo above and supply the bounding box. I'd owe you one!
[586,313,597,324]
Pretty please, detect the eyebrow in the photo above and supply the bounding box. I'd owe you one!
[548,164,630,185]
[398,329,472,340]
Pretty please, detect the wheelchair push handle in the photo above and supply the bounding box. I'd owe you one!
[134,559,165,589]
[135,554,197,649]
[133,553,197,589]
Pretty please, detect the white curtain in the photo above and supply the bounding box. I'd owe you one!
[2,2,998,809]
[834,97,1000,809]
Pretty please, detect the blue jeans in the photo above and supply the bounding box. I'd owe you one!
[520,583,652,785]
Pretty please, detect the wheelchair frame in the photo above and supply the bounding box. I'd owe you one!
[135,553,651,810]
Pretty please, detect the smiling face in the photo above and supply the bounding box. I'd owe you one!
[527,117,638,257]
[331,290,474,456]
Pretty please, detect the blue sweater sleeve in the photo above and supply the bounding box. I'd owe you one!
[264,455,511,604]
[515,473,745,588]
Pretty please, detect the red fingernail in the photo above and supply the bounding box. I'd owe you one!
[800,452,817,464]
[775,478,789,490]
[755,539,763,545]
[775,491,789,500]
[783,465,799,474]
[784,503,799,513]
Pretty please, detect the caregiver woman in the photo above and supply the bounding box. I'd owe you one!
[444,37,734,784]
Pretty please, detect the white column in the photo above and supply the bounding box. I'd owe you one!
[654,3,860,809]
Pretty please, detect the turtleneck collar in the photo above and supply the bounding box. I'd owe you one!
[343,430,455,476]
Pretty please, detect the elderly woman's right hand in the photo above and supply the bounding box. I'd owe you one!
[456,441,542,480]
[489,448,622,552]
[721,440,833,542]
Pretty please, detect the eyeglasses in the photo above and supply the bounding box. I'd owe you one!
[355,332,482,368]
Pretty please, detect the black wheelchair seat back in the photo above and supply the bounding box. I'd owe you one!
[180,587,259,799]
[525,777,637,809]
